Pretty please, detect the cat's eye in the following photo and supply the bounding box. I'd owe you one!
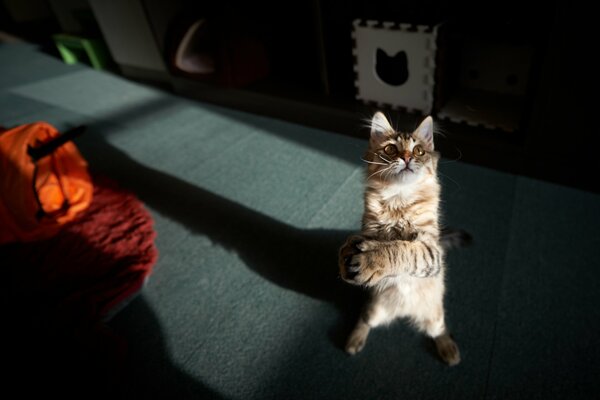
[413,145,425,157]
[383,145,397,156]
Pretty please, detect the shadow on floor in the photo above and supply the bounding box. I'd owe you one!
[2,234,224,399]
[78,134,368,341]
[108,295,226,399]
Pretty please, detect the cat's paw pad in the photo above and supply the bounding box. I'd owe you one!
[339,236,364,273]
[343,257,361,280]
[343,251,386,286]
[340,252,367,283]
[339,236,383,285]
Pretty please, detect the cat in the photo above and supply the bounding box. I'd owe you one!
[338,112,461,366]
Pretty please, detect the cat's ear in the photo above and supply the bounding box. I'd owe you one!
[413,116,434,151]
[370,112,393,140]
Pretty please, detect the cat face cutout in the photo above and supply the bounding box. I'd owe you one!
[375,49,409,87]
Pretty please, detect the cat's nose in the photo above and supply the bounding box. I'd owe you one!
[401,150,411,164]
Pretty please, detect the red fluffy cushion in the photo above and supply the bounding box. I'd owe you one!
[2,174,157,325]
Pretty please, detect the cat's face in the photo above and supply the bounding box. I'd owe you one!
[365,113,437,185]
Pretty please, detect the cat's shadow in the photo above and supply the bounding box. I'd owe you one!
[79,136,366,349]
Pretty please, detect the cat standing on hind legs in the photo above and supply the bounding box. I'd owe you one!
[339,112,461,366]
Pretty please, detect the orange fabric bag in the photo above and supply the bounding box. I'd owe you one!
[0,122,92,244]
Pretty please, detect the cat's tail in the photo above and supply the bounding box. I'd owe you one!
[440,228,472,250]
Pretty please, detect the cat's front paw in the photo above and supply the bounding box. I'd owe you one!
[343,252,385,286]
[339,237,384,286]
[339,235,364,278]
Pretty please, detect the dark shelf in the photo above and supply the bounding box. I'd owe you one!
[140,0,599,193]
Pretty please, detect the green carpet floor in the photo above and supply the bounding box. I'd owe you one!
[2,43,599,399]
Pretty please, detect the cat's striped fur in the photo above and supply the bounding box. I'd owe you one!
[339,113,461,365]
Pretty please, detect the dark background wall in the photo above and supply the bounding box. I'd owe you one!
[1,0,596,193]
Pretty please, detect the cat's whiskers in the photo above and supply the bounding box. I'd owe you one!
[383,163,399,181]
[437,171,462,194]
[366,159,402,182]
[377,153,393,164]
[361,158,388,166]
[366,151,392,164]
[367,164,394,181]
[439,146,463,164]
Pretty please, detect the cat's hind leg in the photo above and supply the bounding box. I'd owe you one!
[345,287,399,355]
[416,307,461,366]
[433,332,460,366]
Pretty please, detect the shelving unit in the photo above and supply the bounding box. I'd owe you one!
[143,2,543,173]
[62,0,598,192]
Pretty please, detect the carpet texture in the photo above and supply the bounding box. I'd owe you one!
[1,42,599,399]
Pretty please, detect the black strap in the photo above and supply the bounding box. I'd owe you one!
[27,125,86,162]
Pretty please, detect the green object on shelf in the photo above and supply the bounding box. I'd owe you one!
[53,34,111,70]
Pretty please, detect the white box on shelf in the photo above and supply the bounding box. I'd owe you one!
[352,20,439,114]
